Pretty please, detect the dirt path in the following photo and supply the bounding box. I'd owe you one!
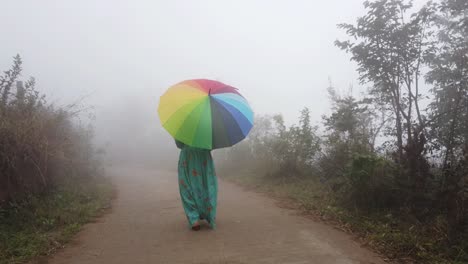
[46,167,387,264]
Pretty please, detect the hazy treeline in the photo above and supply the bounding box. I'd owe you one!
[218,0,468,252]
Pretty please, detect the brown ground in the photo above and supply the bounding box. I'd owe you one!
[45,166,387,264]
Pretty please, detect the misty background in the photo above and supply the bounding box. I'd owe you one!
[0,0,427,165]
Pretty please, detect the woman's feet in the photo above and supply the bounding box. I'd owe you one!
[191,218,214,231]
[191,221,201,231]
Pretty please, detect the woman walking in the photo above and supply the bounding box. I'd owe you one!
[158,79,253,231]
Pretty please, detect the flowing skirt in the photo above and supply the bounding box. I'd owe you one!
[178,147,218,228]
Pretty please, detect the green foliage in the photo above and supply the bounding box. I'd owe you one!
[343,154,396,210]
[425,0,468,181]
[336,0,432,193]
[319,87,382,181]
[423,0,468,244]
[0,176,112,264]
[269,109,321,175]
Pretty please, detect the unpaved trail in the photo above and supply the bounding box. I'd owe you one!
[46,167,387,264]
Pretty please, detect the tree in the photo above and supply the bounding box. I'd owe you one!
[335,0,432,191]
[0,54,22,109]
[270,114,296,173]
[426,0,468,175]
[268,110,320,176]
[220,115,274,169]
[246,115,274,160]
[320,86,381,180]
[425,0,468,243]
[295,108,321,169]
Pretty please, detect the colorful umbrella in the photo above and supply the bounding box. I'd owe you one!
[158,79,254,150]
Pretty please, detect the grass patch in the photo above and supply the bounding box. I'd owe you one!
[0,176,113,264]
[220,170,468,264]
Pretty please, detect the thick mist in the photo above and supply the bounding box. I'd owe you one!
[0,0,428,168]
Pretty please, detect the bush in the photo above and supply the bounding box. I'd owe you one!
[342,154,396,210]
[0,55,101,204]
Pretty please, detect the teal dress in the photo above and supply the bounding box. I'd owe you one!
[176,140,218,228]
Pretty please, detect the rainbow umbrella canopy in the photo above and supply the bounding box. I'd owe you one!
[158,79,254,150]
